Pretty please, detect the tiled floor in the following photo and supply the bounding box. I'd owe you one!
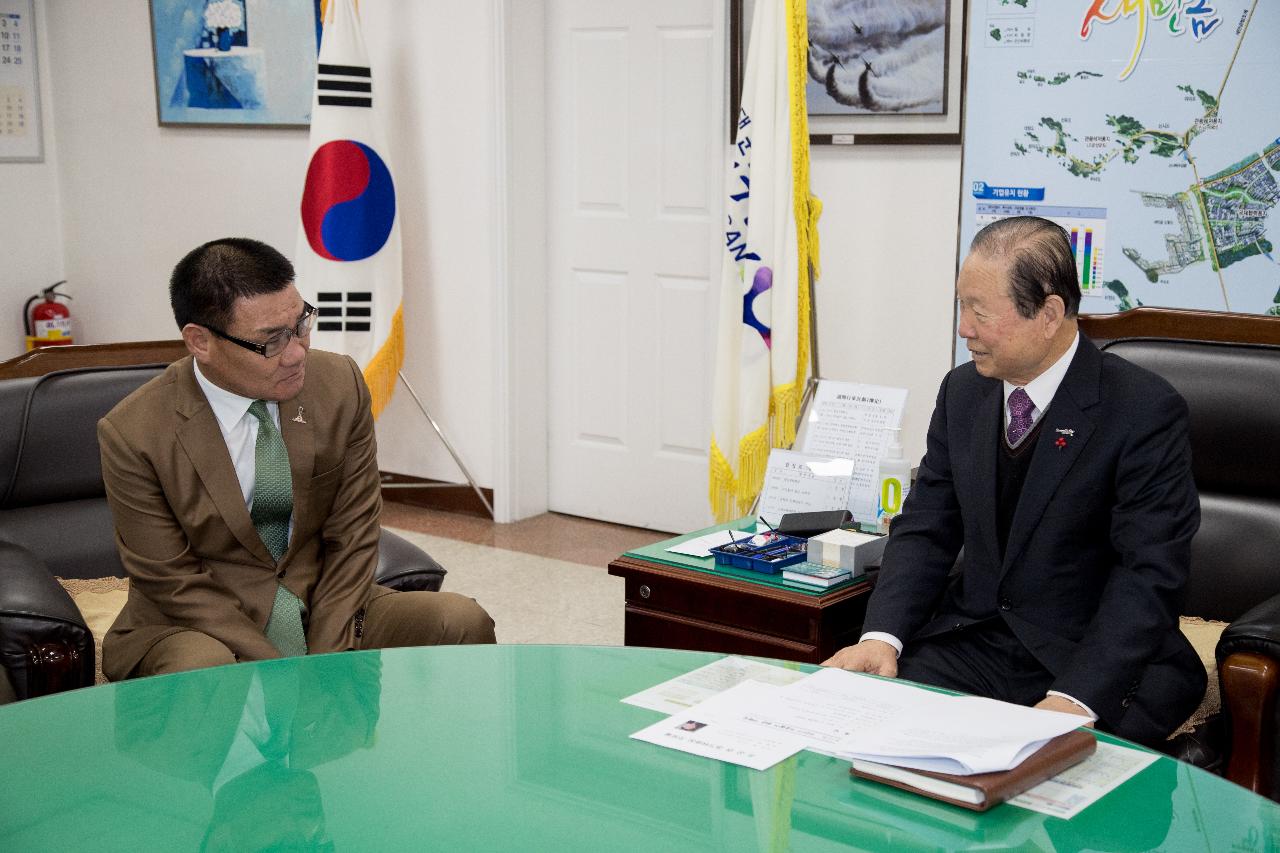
[379,502,669,568]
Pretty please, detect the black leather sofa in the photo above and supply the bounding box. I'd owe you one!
[0,351,445,702]
[1079,307,1280,798]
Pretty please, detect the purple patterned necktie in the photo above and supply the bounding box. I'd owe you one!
[1007,387,1035,446]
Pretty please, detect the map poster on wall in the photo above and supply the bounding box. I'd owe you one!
[958,0,1279,350]
[0,0,41,162]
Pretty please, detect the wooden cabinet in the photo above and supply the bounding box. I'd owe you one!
[607,555,872,664]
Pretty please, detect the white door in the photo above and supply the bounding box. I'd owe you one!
[546,0,723,533]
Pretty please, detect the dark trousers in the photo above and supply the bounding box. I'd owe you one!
[897,618,1182,747]
[898,618,1055,707]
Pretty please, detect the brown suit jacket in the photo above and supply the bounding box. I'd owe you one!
[99,350,388,680]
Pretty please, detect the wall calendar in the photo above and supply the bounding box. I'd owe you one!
[0,0,41,162]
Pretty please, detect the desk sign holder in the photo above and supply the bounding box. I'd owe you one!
[0,0,41,163]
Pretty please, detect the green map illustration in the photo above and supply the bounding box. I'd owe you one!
[961,0,1279,319]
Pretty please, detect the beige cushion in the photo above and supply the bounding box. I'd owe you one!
[55,576,129,686]
[1170,616,1227,738]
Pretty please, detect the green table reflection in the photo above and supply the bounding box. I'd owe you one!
[1,645,1275,851]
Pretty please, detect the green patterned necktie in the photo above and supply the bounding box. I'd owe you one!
[248,400,308,658]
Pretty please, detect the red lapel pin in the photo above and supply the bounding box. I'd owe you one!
[1055,436,1067,449]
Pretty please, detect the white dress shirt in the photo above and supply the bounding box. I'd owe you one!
[193,361,292,536]
[860,332,1095,718]
[1002,332,1079,446]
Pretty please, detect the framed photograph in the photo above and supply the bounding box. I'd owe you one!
[148,0,321,127]
[732,0,966,145]
[0,0,43,162]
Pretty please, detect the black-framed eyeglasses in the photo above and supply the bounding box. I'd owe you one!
[206,302,316,359]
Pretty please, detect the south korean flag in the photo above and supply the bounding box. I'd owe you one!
[295,0,403,419]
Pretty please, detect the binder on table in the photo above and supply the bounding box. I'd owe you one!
[849,729,1097,812]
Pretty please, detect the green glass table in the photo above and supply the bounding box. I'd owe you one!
[1,645,1274,851]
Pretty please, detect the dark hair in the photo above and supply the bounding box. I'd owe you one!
[169,238,295,331]
[969,216,1080,318]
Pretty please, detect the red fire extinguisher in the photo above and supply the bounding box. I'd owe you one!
[24,281,74,350]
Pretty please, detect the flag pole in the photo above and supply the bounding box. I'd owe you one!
[379,371,495,519]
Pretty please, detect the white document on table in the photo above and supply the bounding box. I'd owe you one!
[756,451,856,529]
[627,665,1088,778]
[664,525,764,558]
[735,666,938,753]
[836,692,1087,775]
[630,680,809,771]
[737,667,1084,775]
[621,655,809,716]
[795,381,908,524]
[1008,741,1160,819]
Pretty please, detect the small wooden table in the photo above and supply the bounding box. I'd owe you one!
[608,525,874,664]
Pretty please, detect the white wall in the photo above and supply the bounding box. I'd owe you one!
[1,1,63,361]
[358,2,497,488]
[43,1,307,349]
[20,0,965,515]
[810,145,962,467]
[34,0,495,488]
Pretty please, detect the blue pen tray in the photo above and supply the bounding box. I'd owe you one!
[709,534,808,574]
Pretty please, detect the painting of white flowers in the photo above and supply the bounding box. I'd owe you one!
[149,0,320,126]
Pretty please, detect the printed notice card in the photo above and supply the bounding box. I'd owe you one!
[756,451,856,528]
[796,381,908,524]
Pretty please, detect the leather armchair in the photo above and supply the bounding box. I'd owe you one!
[1079,307,1280,797]
[0,346,445,702]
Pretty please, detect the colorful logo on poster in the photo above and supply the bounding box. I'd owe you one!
[300,140,396,261]
[1079,0,1224,81]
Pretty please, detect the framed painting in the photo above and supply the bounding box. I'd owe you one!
[732,0,966,145]
[148,0,322,127]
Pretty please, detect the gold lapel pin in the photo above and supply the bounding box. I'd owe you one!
[293,406,307,424]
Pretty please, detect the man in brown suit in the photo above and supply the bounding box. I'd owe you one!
[100,238,494,681]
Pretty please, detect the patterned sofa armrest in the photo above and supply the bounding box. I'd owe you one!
[374,528,447,592]
[0,542,94,700]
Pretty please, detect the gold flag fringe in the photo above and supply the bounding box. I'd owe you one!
[774,0,818,452]
[361,303,404,420]
[710,0,821,522]
[710,424,771,521]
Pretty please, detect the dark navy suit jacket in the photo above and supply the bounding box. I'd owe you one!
[864,334,1205,731]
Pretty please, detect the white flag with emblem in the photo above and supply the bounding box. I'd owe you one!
[295,0,403,417]
[709,0,821,521]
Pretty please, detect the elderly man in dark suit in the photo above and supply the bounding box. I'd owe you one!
[824,216,1205,745]
[100,238,494,681]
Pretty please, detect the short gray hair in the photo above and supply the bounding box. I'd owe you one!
[969,216,1081,318]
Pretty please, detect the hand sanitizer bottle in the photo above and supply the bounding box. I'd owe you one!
[877,427,911,534]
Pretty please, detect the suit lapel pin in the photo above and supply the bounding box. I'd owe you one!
[1055,428,1074,436]
[1055,436,1068,449]
[293,406,307,424]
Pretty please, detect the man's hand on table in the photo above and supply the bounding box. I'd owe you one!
[821,640,899,677]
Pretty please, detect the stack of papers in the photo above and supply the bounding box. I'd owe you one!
[629,666,1084,775]
[625,660,1156,819]
[837,691,1086,775]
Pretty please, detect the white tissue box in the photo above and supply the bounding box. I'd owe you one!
[806,528,888,574]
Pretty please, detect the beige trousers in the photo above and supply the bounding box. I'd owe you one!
[132,589,495,678]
